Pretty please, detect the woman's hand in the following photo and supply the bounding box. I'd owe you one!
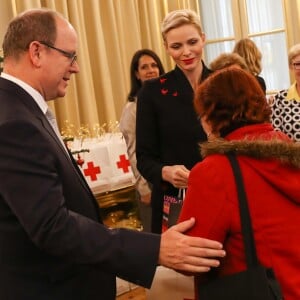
[162,165,190,188]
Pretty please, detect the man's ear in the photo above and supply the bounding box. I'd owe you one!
[28,41,42,67]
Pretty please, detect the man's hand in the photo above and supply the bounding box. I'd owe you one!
[158,218,225,273]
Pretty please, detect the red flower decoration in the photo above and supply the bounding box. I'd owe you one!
[76,154,84,167]
[161,88,168,95]
[160,78,167,84]
[173,91,178,96]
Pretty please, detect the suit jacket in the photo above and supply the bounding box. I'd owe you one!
[0,77,160,300]
[136,64,211,233]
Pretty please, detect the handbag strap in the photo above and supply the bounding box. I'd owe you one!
[227,153,259,268]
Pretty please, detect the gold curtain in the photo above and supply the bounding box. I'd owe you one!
[0,0,199,132]
[0,0,299,132]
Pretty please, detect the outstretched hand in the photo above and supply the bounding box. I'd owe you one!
[158,217,225,273]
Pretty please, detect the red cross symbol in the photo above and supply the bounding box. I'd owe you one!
[83,161,101,181]
[116,154,130,173]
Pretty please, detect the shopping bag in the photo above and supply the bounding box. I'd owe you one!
[162,189,185,232]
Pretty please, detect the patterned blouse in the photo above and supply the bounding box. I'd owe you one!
[270,89,300,142]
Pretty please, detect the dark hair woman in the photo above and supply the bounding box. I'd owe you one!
[127,49,165,101]
[120,49,165,232]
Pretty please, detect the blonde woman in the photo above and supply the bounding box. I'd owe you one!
[233,38,266,93]
[136,9,212,233]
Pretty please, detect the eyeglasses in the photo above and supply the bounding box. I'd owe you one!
[39,41,77,66]
[292,62,300,70]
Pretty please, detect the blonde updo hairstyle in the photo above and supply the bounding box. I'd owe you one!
[161,9,203,43]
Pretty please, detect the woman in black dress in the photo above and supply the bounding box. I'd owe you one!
[136,9,212,233]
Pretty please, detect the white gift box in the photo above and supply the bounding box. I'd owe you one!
[69,134,134,193]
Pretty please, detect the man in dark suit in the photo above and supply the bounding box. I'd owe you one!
[0,8,225,299]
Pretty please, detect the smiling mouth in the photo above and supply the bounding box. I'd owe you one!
[146,75,157,79]
[182,58,194,64]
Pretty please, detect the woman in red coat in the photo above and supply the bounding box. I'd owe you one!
[179,67,300,299]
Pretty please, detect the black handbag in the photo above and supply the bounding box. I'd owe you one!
[198,154,283,300]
